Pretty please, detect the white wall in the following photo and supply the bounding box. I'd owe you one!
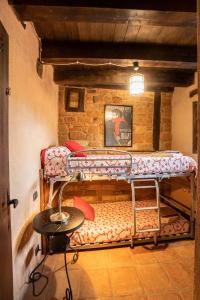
[172,73,197,160]
[0,1,58,299]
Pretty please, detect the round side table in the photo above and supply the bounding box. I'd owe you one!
[31,206,84,300]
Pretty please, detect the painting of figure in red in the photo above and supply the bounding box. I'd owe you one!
[104,105,132,147]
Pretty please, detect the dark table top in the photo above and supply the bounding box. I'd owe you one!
[32,206,85,236]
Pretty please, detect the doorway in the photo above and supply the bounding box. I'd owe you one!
[0,21,13,300]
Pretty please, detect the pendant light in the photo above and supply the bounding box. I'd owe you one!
[129,62,144,95]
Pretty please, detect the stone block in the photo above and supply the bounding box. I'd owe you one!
[58,124,67,131]
[69,131,86,140]
[134,134,146,143]
[87,89,97,94]
[64,116,77,123]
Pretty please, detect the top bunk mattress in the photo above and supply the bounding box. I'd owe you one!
[42,146,197,178]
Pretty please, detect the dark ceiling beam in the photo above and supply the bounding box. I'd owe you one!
[8,0,196,12]
[8,2,196,27]
[53,66,194,89]
[33,11,196,28]
[41,41,197,64]
[29,10,197,27]
[62,83,174,93]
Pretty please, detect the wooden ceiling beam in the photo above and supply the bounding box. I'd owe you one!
[53,66,194,89]
[41,41,197,64]
[8,1,196,27]
[8,0,196,13]
[60,83,174,93]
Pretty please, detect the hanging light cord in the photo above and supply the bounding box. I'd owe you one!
[52,61,132,68]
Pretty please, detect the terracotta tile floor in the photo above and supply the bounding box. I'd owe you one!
[23,240,194,300]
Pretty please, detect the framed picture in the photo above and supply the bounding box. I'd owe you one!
[104,105,132,147]
[65,88,85,112]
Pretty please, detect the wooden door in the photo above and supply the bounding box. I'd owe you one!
[0,22,13,300]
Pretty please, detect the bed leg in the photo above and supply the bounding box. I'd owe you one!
[190,173,196,239]
[130,237,135,249]
[130,180,136,249]
[153,233,158,246]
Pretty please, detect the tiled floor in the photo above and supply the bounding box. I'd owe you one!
[23,240,194,300]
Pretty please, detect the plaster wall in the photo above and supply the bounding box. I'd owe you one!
[0,1,58,299]
[171,73,197,160]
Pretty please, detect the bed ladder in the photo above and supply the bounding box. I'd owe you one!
[130,179,161,248]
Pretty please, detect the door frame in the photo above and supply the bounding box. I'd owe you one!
[194,1,200,298]
[0,21,13,300]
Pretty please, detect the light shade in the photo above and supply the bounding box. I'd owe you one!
[129,73,144,95]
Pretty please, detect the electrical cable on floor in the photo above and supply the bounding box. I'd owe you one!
[28,254,49,297]
[71,251,79,264]
[54,251,79,273]
[64,251,73,300]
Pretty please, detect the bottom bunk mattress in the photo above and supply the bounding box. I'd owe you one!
[69,200,190,246]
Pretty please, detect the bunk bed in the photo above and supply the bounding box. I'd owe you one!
[40,146,197,248]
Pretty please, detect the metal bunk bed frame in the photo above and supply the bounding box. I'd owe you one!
[45,149,196,248]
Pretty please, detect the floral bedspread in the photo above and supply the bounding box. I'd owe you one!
[43,146,196,177]
[68,200,189,245]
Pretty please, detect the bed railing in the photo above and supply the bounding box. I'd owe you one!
[66,148,133,176]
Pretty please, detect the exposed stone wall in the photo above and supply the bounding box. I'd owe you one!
[62,180,155,204]
[59,86,172,151]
